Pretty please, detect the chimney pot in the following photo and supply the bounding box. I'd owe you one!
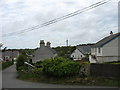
[110,31,113,35]
[46,41,51,47]
[40,40,45,47]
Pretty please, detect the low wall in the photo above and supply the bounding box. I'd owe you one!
[89,64,120,77]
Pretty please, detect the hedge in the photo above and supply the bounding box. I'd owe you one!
[42,57,81,77]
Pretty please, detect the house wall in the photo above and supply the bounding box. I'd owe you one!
[89,55,97,63]
[91,48,95,55]
[97,56,120,63]
[102,37,119,56]
[71,49,85,60]
[96,48,102,56]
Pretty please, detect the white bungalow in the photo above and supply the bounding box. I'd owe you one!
[71,45,91,61]
[89,31,120,63]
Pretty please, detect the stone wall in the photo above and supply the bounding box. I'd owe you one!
[89,64,120,77]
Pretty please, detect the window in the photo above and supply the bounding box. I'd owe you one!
[98,48,101,53]
[72,55,74,58]
[81,55,82,58]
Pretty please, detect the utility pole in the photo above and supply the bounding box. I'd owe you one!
[66,40,68,46]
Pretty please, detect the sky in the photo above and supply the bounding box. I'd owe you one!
[0,0,119,49]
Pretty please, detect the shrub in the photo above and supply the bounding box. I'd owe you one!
[34,61,43,68]
[32,68,43,74]
[43,57,81,77]
[18,66,28,71]
[16,53,27,71]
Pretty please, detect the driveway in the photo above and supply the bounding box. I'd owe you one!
[2,65,118,88]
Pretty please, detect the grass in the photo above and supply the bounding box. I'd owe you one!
[17,70,120,87]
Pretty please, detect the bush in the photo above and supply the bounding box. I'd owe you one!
[42,57,81,77]
[34,61,43,68]
[32,68,43,74]
[18,66,28,71]
[16,53,27,71]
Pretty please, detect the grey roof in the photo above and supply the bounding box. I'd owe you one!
[94,32,120,47]
[46,47,57,54]
[2,51,19,58]
[77,45,92,55]
[32,46,57,62]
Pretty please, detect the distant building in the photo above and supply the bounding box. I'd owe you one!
[2,50,19,61]
[71,45,92,61]
[32,40,57,63]
[89,31,120,63]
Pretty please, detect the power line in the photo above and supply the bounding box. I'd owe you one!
[2,0,111,37]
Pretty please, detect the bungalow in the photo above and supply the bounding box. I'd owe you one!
[71,45,92,61]
[89,31,120,63]
[2,50,19,61]
[32,40,57,63]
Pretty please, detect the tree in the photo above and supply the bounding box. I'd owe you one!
[16,53,27,71]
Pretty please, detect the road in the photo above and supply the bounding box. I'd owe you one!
[2,65,118,88]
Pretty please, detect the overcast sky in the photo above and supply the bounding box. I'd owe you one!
[0,0,119,49]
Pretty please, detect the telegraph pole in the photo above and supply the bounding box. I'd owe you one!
[66,40,68,46]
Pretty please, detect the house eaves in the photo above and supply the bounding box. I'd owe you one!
[94,32,120,47]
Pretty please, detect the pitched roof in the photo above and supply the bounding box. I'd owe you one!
[32,46,57,62]
[94,32,120,47]
[46,47,57,54]
[2,51,19,57]
[77,45,92,55]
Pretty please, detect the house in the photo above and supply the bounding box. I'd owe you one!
[2,50,19,61]
[70,45,92,61]
[32,40,57,63]
[89,31,120,63]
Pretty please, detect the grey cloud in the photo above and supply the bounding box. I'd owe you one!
[1,0,119,48]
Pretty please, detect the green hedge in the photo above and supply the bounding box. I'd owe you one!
[2,61,13,70]
[43,57,81,77]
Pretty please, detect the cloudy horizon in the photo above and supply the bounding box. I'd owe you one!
[0,0,119,49]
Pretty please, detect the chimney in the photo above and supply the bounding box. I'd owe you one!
[110,31,113,35]
[46,41,51,47]
[40,40,45,48]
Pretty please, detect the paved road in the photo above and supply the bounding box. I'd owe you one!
[2,65,118,88]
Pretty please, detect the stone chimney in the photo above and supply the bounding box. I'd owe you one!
[46,41,51,47]
[110,31,113,35]
[40,40,45,48]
